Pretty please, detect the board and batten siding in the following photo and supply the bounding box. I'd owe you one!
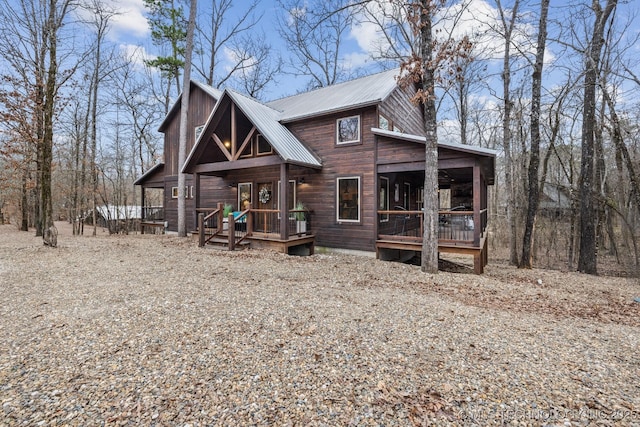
[160,84,219,232]
[163,85,218,176]
[286,106,379,252]
[378,85,423,135]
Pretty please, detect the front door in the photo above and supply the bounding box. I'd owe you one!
[256,182,273,232]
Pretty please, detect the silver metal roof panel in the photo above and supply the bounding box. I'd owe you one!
[267,69,401,122]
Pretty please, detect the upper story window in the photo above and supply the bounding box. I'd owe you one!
[256,134,273,155]
[336,115,360,145]
[379,114,390,130]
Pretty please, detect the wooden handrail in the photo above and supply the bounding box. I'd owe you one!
[203,208,220,222]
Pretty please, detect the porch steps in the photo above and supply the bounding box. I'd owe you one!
[202,234,250,251]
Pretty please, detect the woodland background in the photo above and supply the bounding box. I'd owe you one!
[0,0,638,276]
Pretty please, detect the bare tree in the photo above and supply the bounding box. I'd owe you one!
[520,0,550,268]
[230,33,283,100]
[81,0,118,236]
[112,50,162,176]
[194,0,261,88]
[496,0,521,266]
[578,0,617,275]
[278,0,355,89]
[0,0,80,243]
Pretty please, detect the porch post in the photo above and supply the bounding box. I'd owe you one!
[280,162,289,240]
[140,186,146,234]
[194,173,201,229]
[473,162,481,246]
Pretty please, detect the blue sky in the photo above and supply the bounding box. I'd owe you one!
[99,0,568,100]
[90,0,640,147]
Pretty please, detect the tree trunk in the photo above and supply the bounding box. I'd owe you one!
[520,0,549,268]
[177,0,197,237]
[497,0,520,266]
[40,0,59,238]
[419,0,438,274]
[21,169,29,231]
[90,37,100,237]
[578,0,617,274]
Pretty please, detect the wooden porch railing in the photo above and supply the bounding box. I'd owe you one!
[197,206,222,246]
[198,204,311,250]
[142,206,164,221]
[377,208,488,247]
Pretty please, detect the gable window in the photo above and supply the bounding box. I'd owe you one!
[194,124,204,142]
[337,176,360,222]
[336,115,360,145]
[256,134,273,155]
[379,114,390,130]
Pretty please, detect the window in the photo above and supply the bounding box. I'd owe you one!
[171,186,188,199]
[337,177,360,222]
[379,114,390,130]
[194,124,204,142]
[256,134,273,155]
[336,115,360,144]
[379,177,389,222]
[239,138,253,158]
[238,182,252,210]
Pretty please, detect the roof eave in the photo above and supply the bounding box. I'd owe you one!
[371,128,497,158]
[279,100,381,123]
[134,162,165,185]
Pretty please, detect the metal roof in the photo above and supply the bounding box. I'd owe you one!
[133,162,164,186]
[183,89,322,172]
[227,89,322,167]
[267,68,401,122]
[372,128,497,158]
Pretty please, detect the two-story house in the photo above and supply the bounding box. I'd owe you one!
[135,69,495,273]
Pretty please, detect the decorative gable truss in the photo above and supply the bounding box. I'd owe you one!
[183,89,321,175]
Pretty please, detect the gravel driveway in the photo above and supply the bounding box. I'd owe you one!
[1,223,639,426]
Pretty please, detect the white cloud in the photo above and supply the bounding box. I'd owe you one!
[342,51,372,69]
[76,0,149,42]
[108,0,150,41]
[119,44,155,70]
[348,1,403,60]
[348,0,552,65]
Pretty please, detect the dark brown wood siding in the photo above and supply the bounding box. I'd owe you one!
[377,135,426,166]
[159,84,218,232]
[163,85,218,176]
[379,85,423,135]
[286,106,379,251]
[163,176,197,232]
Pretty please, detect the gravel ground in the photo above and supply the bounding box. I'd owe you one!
[1,222,639,426]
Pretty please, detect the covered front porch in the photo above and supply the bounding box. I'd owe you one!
[373,129,495,274]
[196,200,314,255]
[182,87,324,255]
